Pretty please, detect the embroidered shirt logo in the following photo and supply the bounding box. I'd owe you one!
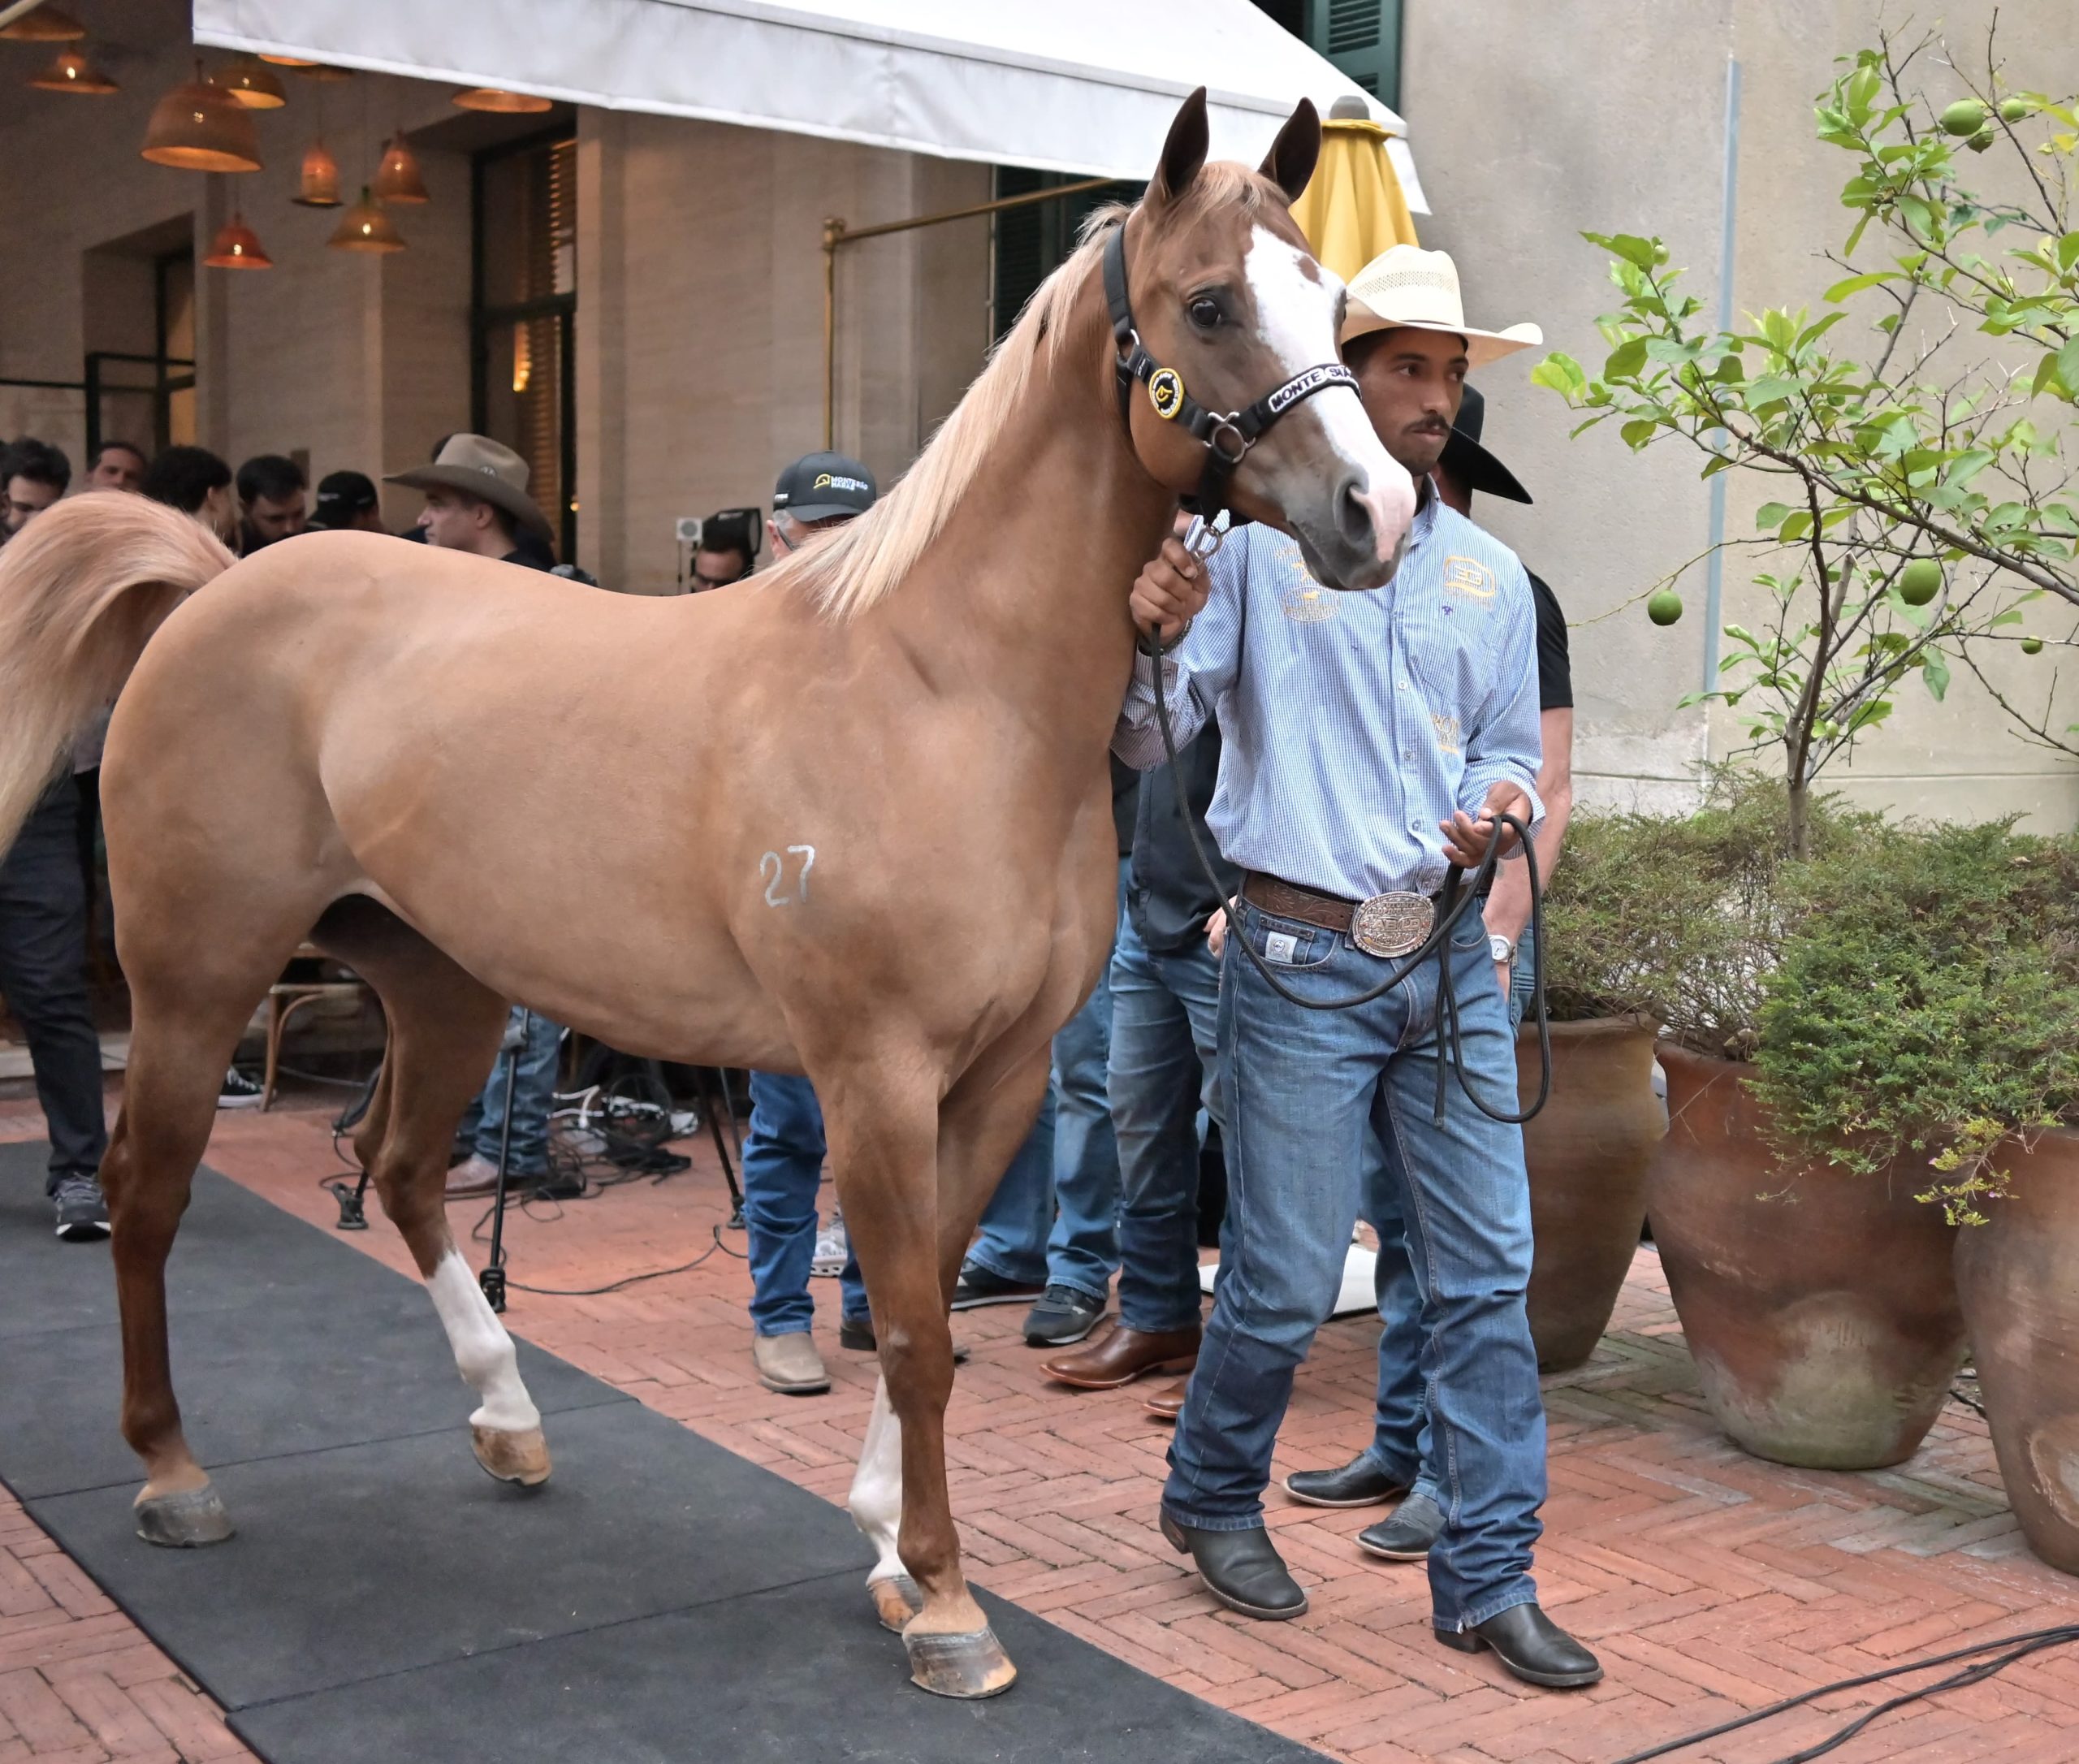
[1443,556,1497,599]
[1431,713,1462,755]
[1281,584,1338,624]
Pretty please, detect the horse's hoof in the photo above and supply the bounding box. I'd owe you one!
[906,1625,1017,1699]
[472,1424,552,1487]
[135,1483,234,1548]
[870,1573,924,1633]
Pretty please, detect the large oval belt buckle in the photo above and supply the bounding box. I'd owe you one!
[1350,891,1434,959]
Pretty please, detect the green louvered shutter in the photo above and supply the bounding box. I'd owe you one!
[1310,0,1402,110]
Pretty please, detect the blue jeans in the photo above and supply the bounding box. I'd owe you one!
[1164,897,1545,1632]
[1368,940,1542,1508]
[966,858,1127,1298]
[1108,910,1223,1334]
[457,1006,563,1178]
[741,1071,867,1336]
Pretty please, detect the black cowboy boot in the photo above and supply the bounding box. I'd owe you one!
[1160,1510,1307,1620]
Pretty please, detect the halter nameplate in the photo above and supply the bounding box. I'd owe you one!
[1148,368,1185,421]
[1264,363,1358,417]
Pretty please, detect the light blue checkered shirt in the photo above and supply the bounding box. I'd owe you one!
[1113,495,1544,902]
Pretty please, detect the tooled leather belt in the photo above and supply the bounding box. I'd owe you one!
[1241,871,1487,959]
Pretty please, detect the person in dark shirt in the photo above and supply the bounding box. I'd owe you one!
[235,454,308,553]
[1037,720,1238,1401]
[1283,383,1578,1568]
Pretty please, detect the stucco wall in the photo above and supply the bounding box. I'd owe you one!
[1403,0,2079,829]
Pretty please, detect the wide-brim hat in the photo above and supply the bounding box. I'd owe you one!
[1341,244,1541,369]
[1439,383,1532,504]
[385,433,551,541]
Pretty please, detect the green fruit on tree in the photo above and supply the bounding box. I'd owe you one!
[1897,559,1943,605]
[1647,590,1684,627]
[1968,128,1997,152]
[2021,636,2044,655]
[1999,97,2032,123]
[1940,97,1989,136]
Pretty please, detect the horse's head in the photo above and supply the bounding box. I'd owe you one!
[1113,90,1416,591]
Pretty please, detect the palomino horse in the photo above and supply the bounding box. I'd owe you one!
[0,90,1411,1698]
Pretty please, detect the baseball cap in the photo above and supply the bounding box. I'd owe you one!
[772,451,876,523]
[311,469,379,525]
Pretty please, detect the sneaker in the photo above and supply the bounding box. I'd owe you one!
[949,1262,1045,1310]
[53,1174,110,1242]
[811,1208,849,1278]
[217,1066,265,1110]
[1022,1284,1106,1347]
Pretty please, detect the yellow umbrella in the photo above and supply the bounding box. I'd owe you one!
[1290,101,1418,282]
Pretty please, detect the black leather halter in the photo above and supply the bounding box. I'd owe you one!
[1102,219,1359,519]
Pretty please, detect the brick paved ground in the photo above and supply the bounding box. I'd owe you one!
[6,1077,2079,1763]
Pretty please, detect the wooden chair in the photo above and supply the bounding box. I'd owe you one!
[261,943,374,1110]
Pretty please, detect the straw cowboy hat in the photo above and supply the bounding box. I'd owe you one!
[1339,244,1541,368]
[385,434,552,541]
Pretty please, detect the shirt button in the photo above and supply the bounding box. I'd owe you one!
[1397,679,1409,690]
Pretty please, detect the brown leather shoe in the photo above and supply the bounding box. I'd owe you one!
[444,1154,502,1200]
[1143,1377,1191,1420]
[1041,1323,1199,1390]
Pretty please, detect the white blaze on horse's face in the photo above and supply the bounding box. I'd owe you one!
[1243,226,1416,590]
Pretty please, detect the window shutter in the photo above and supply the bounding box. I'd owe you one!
[1310,0,1401,110]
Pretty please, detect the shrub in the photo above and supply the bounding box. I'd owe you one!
[1753,819,2079,1220]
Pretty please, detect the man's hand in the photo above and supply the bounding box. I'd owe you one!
[1439,781,1532,871]
[1130,517,1212,646]
[1205,899,1234,958]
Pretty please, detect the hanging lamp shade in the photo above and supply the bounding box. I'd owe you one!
[452,87,551,115]
[257,54,318,66]
[140,68,262,173]
[203,213,273,270]
[292,137,343,207]
[28,45,116,93]
[220,58,287,110]
[329,187,404,254]
[0,6,84,41]
[372,132,430,204]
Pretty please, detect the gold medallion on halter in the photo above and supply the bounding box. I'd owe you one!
[1148,368,1185,421]
[1351,891,1435,959]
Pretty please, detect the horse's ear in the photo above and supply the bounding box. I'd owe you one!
[1258,99,1321,205]
[1151,87,1210,206]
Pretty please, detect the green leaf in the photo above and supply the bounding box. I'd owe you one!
[1619,418,1658,448]
[1530,352,1586,398]
[1921,651,1951,701]
[2058,336,2079,396]
[1822,270,1901,301]
[1756,501,1793,530]
[1600,233,1665,270]
[1606,337,1649,379]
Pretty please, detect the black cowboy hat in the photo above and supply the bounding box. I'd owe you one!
[1440,384,1531,505]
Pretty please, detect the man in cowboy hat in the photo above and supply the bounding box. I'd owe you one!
[387,433,557,564]
[1284,379,1580,1574]
[1113,244,1600,1689]
[385,435,572,1201]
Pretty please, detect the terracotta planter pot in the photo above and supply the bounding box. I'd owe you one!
[1646,1045,1964,1469]
[1954,1130,2079,1573]
[1515,1017,1663,1371]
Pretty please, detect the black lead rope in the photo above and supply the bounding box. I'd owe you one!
[1135,623,1552,1128]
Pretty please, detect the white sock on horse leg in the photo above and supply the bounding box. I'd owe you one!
[849,1373,906,1586]
[426,1249,541,1433]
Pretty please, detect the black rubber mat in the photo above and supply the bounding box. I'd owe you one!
[0,1143,1321,1762]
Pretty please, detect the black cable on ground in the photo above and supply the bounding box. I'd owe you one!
[502,1221,737,1296]
[1607,1622,2079,1764]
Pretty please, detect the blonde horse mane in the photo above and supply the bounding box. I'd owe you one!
[775,166,1275,623]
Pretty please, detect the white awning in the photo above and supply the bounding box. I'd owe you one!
[191,0,1427,210]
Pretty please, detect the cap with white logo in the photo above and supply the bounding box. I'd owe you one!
[772,450,877,523]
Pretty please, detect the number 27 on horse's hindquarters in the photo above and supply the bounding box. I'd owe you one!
[0,87,1412,1699]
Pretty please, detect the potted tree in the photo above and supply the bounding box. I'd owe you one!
[1529,32,2076,1470]
[1755,821,2079,1563]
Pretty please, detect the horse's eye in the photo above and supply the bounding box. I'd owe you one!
[1188,297,1223,331]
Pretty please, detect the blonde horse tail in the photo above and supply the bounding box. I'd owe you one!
[0,491,233,852]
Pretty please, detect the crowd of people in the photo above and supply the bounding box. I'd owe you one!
[1,234,1597,1689]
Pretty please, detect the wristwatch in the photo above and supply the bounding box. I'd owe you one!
[1488,932,1516,966]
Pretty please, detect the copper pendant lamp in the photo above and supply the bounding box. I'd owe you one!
[220,58,287,110]
[372,132,430,204]
[292,137,343,207]
[203,213,274,270]
[263,56,353,80]
[329,187,404,254]
[28,45,116,93]
[452,87,551,115]
[0,6,84,41]
[141,66,262,173]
